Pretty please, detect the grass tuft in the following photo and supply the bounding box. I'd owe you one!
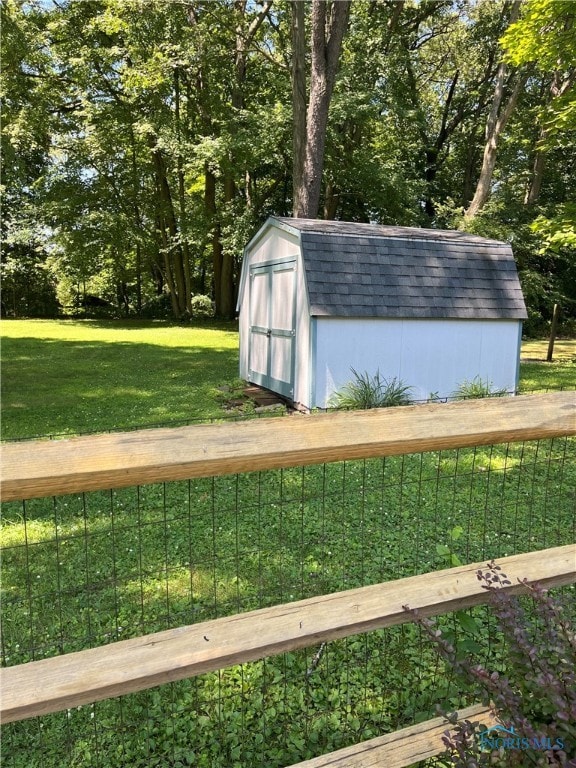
[329,368,413,409]
[451,375,508,400]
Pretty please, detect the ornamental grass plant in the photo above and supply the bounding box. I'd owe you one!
[329,368,413,409]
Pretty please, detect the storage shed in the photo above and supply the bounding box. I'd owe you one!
[237,217,527,409]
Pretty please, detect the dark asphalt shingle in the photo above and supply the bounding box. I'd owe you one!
[274,217,527,320]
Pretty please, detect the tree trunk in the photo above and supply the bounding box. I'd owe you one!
[209,0,271,319]
[135,242,142,313]
[293,0,351,219]
[323,180,339,220]
[291,0,307,216]
[151,261,164,296]
[465,1,524,219]
[129,126,143,314]
[524,70,575,205]
[547,304,561,362]
[149,134,187,316]
[462,126,482,206]
[220,174,236,319]
[524,142,547,205]
[465,71,526,218]
[423,70,460,218]
[174,69,193,315]
[157,214,180,318]
[205,166,223,314]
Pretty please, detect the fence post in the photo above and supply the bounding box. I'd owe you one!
[547,303,561,362]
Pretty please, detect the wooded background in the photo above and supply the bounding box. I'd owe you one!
[2,0,575,329]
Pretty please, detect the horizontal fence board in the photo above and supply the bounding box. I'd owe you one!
[1,392,574,501]
[2,544,574,724]
[286,702,496,768]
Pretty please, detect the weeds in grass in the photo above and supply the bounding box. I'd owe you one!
[2,437,575,767]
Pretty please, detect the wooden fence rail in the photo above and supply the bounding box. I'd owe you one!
[1,392,574,502]
[288,703,497,768]
[2,544,575,724]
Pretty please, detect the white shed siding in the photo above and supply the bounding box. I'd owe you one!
[240,218,526,411]
[312,318,521,407]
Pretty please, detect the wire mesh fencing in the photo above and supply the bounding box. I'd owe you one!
[1,436,575,767]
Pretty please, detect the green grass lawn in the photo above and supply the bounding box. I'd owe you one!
[1,319,574,440]
[519,338,576,392]
[1,319,240,440]
[1,321,575,767]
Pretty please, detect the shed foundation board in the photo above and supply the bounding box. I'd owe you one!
[313,318,521,408]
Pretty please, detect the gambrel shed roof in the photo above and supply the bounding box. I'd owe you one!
[272,217,527,320]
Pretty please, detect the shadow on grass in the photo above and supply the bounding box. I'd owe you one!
[1,336,240,440]
[50,317,240,333]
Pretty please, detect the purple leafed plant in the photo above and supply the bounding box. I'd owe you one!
[405,561,576,767]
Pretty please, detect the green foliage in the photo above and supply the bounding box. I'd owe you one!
[499,0,576,289]
[436,526,465,568]
[1,0,291,320]
[414,564,576,766]
[2,0,575,324]
[532,204,576,251]
[452,376,509,401]
[0,250,59,318]
[502,0,576,133]
[329,368,413,410]
[191,294,215,319]
[459,197,576,333]
[138,293,174,320]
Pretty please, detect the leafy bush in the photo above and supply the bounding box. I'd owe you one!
[191,294,215,319]
[329,368,413,409]
[452,376,509,400]
[407,562,576,767]
[1,252,60,318]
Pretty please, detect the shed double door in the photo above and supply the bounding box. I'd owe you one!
[248,260,297,398]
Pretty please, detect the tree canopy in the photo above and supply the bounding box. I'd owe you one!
[2,0,574,329]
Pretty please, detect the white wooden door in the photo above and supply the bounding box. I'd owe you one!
[248,260,297,398]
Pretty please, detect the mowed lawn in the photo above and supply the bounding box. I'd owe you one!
[1,319,574,440]
[519,337,576,391]
[1,319,240,440]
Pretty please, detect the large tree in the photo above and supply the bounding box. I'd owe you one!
[291,0,351,219]
[3,0,287,319]
[465,0,525,218]
[502,0,576,218]
[3,0,574,327]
